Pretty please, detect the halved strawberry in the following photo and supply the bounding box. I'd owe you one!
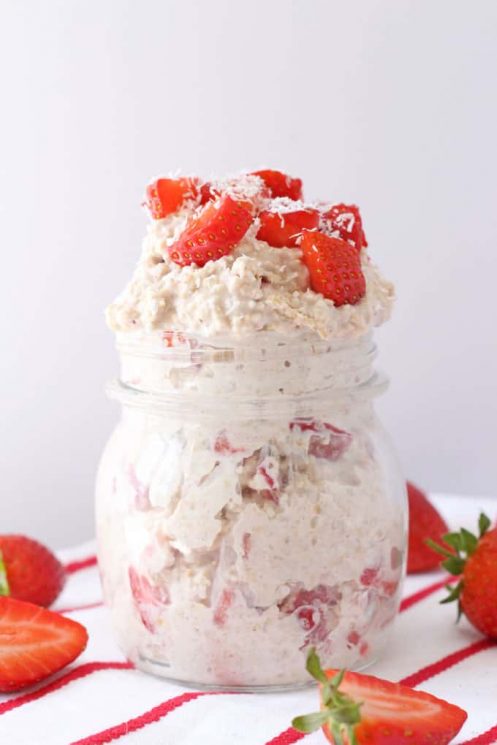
[257,209,319,248]
[301,231,366,306]
[0,596,88,691]
[322,203,368,250]
[0,535,66,607]
[145,177,199,219]
[168,195,253,267]
[251,169,303,200]
[293,649,467,745]
[407,482,451,573]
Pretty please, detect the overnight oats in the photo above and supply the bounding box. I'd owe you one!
[96,169,407,689]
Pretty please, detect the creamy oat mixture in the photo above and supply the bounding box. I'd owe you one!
[97,170,405,687]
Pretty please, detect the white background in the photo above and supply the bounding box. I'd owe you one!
[1,0,496,548]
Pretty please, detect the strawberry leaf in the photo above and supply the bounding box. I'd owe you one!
[442,556,465,575]
[441,582,462,604]
[425,538,454,559]
[460,528,478,556]
[305,646,329,684]
[479,513,491,538]
[292,710,330,733]
[0,551,9,596]
[442,532,462,552]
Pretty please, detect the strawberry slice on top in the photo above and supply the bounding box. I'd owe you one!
[322,203,368,251]
[301,231,366,306]
[145,177,199,219]
[257,207,319,248]
[0,596,88,691]
[251,169,303,200]
[168,195,253,267]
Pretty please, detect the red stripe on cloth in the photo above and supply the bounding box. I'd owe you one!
[70,691,227,745]
[57,601,104,615]
[0,662,132,716]
[460,724,497,744]
[399,638,495,687]
[399,575,455,612]
[264,637,494,745]
[65,555,98,574]
[265,728,306,745]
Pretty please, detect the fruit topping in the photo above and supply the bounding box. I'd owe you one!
[257,208,319,248]
[251,169,303,200]
[145,177,199,219]
[168,195,253,267]
[301,232,366,306]
[322,203,368,251]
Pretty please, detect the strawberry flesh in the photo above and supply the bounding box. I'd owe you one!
[0,535,66,607]
[145,177,199,219]
[251,169,302,200]
[279,584,340,647]
[301,231,366,306]
[322,669,467,745]
[407,482,450,573]
[461,526,497,638]
[290,418,352,461]
[322,203,368,250]
[257,209,319,248]
[129,567,170,633]
[168,195,253,267]
[0,597,88,691]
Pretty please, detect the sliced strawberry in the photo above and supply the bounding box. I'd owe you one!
[322,203,368,250]
[128,567,169,632]
[251,169,303,200]
[290,418,352,460]
[279,585,340,647]
[199,181,217,205]
[0,597,88,691]
[213,589,233,626]
[213,431,245,455]
[407,482,451,573]
[293,649,467,744]
[145,177,199,219]
[301,231,366,306]
[0,535,66,607]
[257,209,319,248]
[168,195,253,267]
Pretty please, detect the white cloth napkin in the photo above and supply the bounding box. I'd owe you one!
[1,494,496,745]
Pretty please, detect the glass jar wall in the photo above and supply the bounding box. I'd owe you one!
[96,331,407,690]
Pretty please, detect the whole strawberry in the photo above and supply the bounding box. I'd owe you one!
[428,513,497,638]
[0,535,66,607]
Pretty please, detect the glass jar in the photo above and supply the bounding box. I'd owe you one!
[96,331,407,690]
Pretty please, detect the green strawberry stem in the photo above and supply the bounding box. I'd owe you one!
[292,649,362,745]
[0,550,10,596]
[425,512,491,616]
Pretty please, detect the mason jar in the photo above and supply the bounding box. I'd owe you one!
[95,330,407,690]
